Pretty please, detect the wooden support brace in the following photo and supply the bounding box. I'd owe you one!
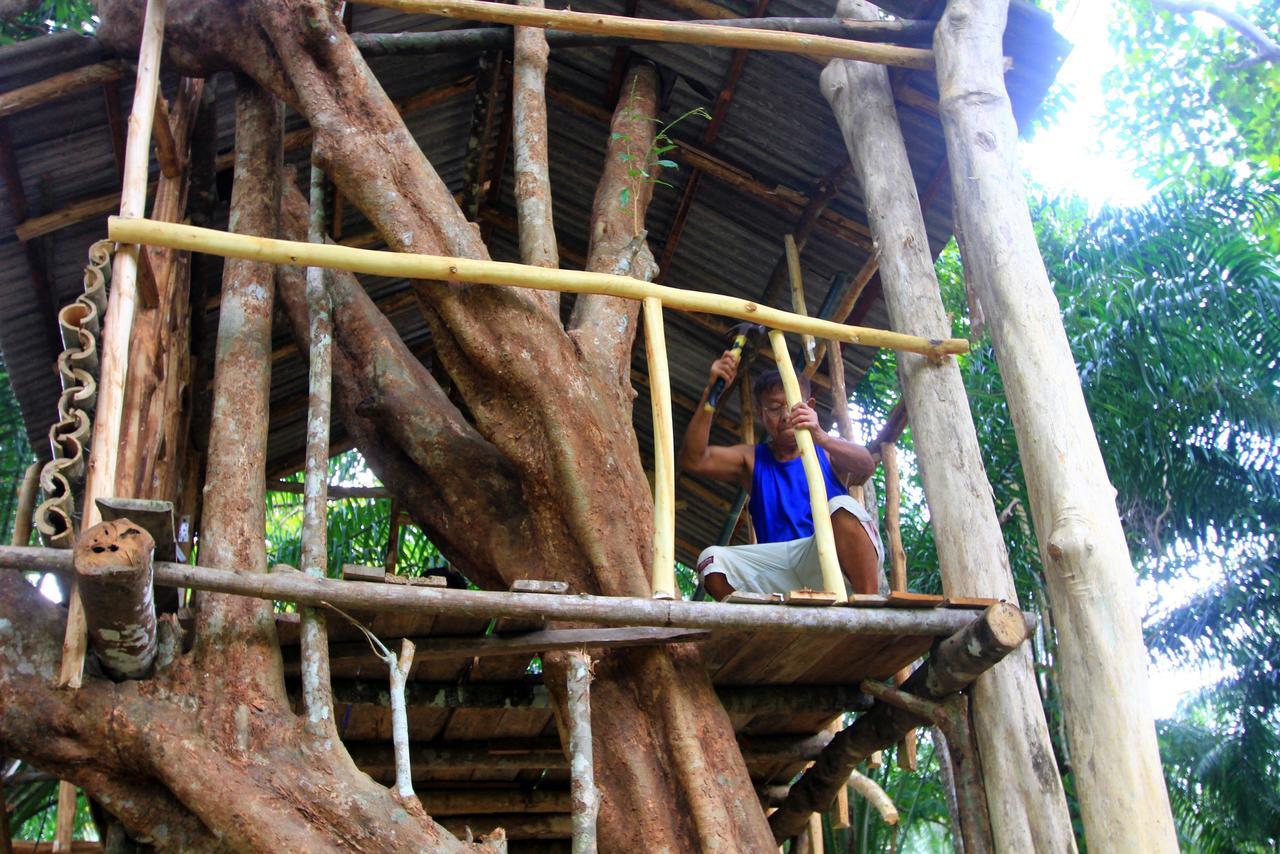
[151,92,181,179]
[768,329,844,598]
[73,520,158,680]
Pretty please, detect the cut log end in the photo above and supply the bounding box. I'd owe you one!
[74,520,155,580]
[984,600,1029,651]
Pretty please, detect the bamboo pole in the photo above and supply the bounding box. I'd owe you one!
[59,0,165,696]
[644,298,677,599]
[299,165,335,737]
[848,771,898,824]
[784,234,816,365]
[566,650,598,853]
[108,217,968,359]
[360,0,935,69]
[768,329,844,597]
[0,544,1019,637]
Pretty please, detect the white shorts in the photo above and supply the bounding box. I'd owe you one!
[696,495,886,597]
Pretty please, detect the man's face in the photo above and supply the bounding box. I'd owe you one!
[757,385,793,445]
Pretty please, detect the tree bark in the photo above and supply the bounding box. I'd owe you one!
[820,3,1074,850]
[933,1,1178,848]
[87,2,778,848]
[512,0,559,316]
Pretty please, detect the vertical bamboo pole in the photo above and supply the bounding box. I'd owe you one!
[784,234,815,364]
[936,1,1176,846]
[61,0,166,692]
[566,650,598,853]
[768,329,843,596]
[52,783,75,852]
[299,165,334,736]
[644,297,676,599]
[806,810,825,854]
[880,441,907,592]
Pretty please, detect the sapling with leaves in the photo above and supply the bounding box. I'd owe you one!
[612,77,712,231]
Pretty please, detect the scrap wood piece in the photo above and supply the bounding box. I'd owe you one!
[848,770,898,824]
[785,589,840,607]
[885,591,944,609]
[73,518,157,680]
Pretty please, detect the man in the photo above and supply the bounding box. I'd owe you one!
[679,350,884,600]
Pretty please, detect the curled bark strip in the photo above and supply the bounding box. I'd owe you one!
[74,519,157,680]
[568,62,661,390]
[848,770,898,824]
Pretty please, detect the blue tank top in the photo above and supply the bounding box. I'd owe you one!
[748,442,848,544]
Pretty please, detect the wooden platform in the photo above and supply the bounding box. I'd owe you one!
[273,592,996,847]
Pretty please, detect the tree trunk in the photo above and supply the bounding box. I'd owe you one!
[51,1,780,848]
[819,2,1074,849]
[933,1,1178,848]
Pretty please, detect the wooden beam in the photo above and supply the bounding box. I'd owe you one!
[150,91,182,179]
[644,298,677,599]
[416,788,571,815]
[767,603,1030,841]
[109,216,969,359]
[360,0,936,68]
[0,62,122,119]
[266,479,388,500]
[0,544,1021,636]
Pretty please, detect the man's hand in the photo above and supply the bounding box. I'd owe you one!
[787,399,824,441]
[708,350,740,388]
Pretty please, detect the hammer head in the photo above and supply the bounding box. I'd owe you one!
[725,322,765,352]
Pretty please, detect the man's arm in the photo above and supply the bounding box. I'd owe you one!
[788,400,876,484]
[678,351,754,489]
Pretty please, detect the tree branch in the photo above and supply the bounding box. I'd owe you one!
[1153,0,1280,66]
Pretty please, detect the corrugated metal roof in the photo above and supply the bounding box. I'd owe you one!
[0,1,1067,568]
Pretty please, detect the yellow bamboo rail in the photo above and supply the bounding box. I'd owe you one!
[644,298,676,599]
[768,329,844,598]
[107,217,969,359]
[361,0,935,70]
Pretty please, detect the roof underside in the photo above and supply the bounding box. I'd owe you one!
[0,1,1068,568]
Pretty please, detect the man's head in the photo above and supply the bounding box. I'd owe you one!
[753,369,812,446]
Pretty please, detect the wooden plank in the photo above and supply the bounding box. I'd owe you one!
[886,591,945,609]
[725,591,782,605]
[384,574,448,587]
[510,579,569,595]
[944,596,1003,610]
[784,589,839,607]
[342,564,385,583]
[0,62,123,119]
[846,593,890,607]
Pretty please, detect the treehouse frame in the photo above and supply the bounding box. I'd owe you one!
[0,1,1177,851]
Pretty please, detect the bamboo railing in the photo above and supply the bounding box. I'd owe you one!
[106,215,970,599]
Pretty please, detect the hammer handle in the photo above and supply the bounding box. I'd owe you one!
[704,333,749,412]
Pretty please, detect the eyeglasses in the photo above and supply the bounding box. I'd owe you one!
[761,404,790,419]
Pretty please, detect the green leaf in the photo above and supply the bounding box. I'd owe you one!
[656,159,678,169]
[619,187,631,207]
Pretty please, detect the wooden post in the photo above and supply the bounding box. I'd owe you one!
[566,650,598,853]
[820,1,1073,846]
[62,0,166,694]
[768,329,843,596]
[52,783,75,852]
[645,298,676,599]
[784,234,816,364]
[299,165,334,736]
[881,440,917,769]
[73,520,157,680]
[934,0,1177,847]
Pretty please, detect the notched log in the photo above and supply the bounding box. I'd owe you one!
[74,519,157,680]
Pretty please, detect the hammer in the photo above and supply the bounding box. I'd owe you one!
[705,323,763,412]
